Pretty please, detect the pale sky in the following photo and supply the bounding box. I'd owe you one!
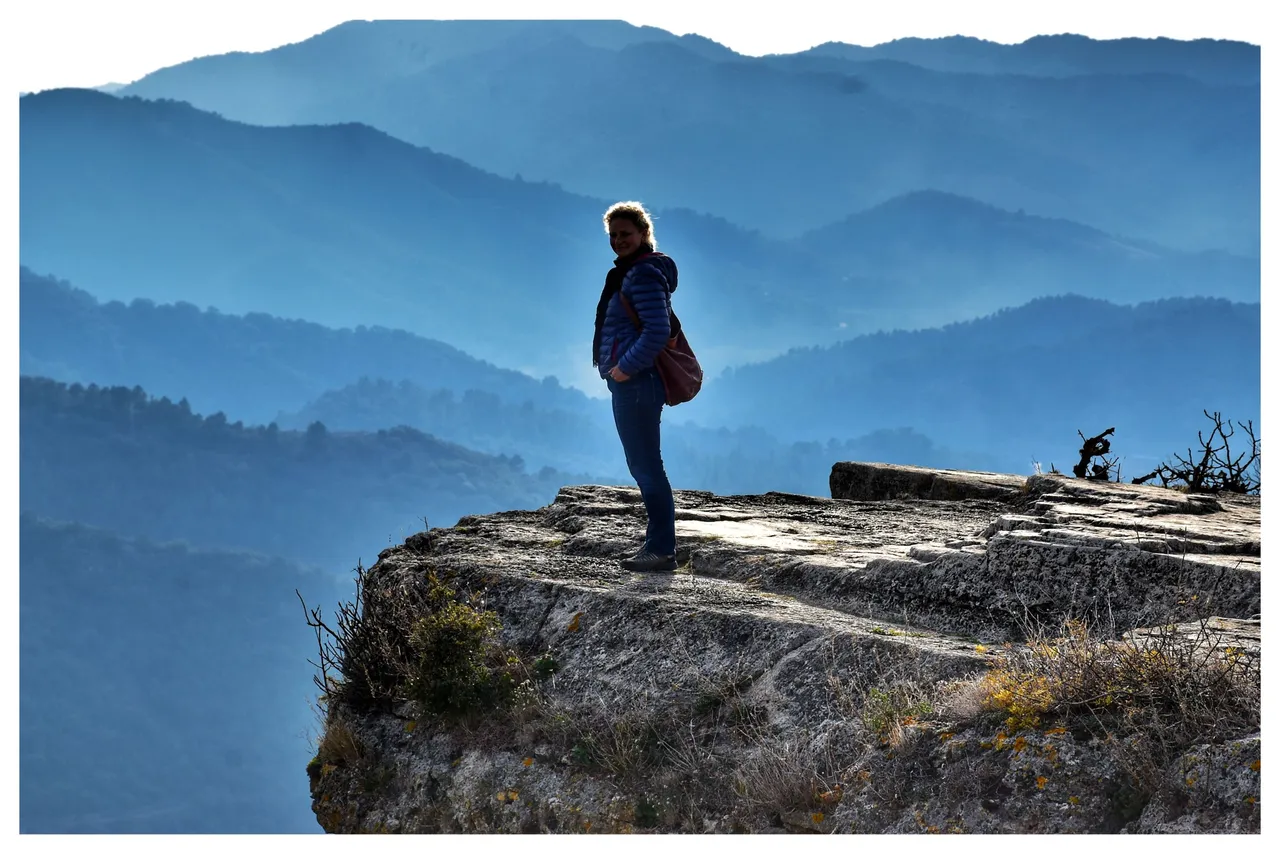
[5,0,1272,94]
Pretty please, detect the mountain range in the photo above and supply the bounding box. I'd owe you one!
[802,34,1258,84]
[21,266,1258,489]
[20,87,1257,390]
[700,294,1260,473]
[19,267,594,425]
[117,20,1260,254]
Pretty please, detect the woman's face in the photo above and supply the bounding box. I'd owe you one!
[608,218,645,258]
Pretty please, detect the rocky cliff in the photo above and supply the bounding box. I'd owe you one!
[305,463,1261,834]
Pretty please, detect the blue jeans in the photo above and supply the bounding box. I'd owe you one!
[606,367,676,556]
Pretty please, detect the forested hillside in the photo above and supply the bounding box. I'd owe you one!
[21,515,339,833]
[19,377,577,568]
[20,267,595,423]
[699,295,1261,473]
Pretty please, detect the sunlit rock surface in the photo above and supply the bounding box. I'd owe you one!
[309,464,1260,833]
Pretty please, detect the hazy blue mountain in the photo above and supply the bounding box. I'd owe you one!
[117,19,738,127]
[695,295,1261,476]
[793,192,1258,318]
[19,262,1258,490]
[21,513,334,832]
[755,57,1259,255]
[275,376,616,476]
[22,265,1238,492]
[15,267,997,494]
[801,34,1259,85]
[20,92,1256,389]
[117,22,1259,253]
[660,423,1002,496]
[275,375,1000,495]
[20,267,596,425]
[19,89,844,387]
[18,377,581,569]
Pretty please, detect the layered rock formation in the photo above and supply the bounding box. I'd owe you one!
[307,463,1260,833]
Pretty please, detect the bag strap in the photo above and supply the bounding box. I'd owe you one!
[618,254,677,337]
[619,290,679,337]
[618,291,643,331]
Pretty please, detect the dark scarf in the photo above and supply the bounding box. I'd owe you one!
[591,243,654,367]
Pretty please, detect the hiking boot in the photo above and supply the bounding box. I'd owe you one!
[621,550,677,572]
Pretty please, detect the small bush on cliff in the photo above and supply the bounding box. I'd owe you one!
[406,600,523,718]
[300,561,526,720]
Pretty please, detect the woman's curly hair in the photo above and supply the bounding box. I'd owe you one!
[603,200,658,250]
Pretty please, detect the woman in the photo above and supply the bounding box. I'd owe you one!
[592,201,679,572]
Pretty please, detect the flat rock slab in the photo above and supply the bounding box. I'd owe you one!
[420,465,1259,656]
[830,461,1029,502]
[398,485,996,704]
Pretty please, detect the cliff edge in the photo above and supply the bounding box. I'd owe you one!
[305,462,1260,833]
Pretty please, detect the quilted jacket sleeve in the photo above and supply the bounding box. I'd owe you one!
[617,261,672,377]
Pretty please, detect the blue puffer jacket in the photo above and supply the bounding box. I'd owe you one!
[596,253,678,379]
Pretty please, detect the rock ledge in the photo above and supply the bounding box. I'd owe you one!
[308,464,1260,834]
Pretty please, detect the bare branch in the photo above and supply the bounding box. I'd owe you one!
[1073,427,1116,480]
[1129,411,1260,494]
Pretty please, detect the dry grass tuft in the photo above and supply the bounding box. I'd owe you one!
[977,615,1260,793]
[730,738,832,816]
[316,717,364,768]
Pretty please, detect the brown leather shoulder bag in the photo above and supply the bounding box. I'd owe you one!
[618,290,703,406]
